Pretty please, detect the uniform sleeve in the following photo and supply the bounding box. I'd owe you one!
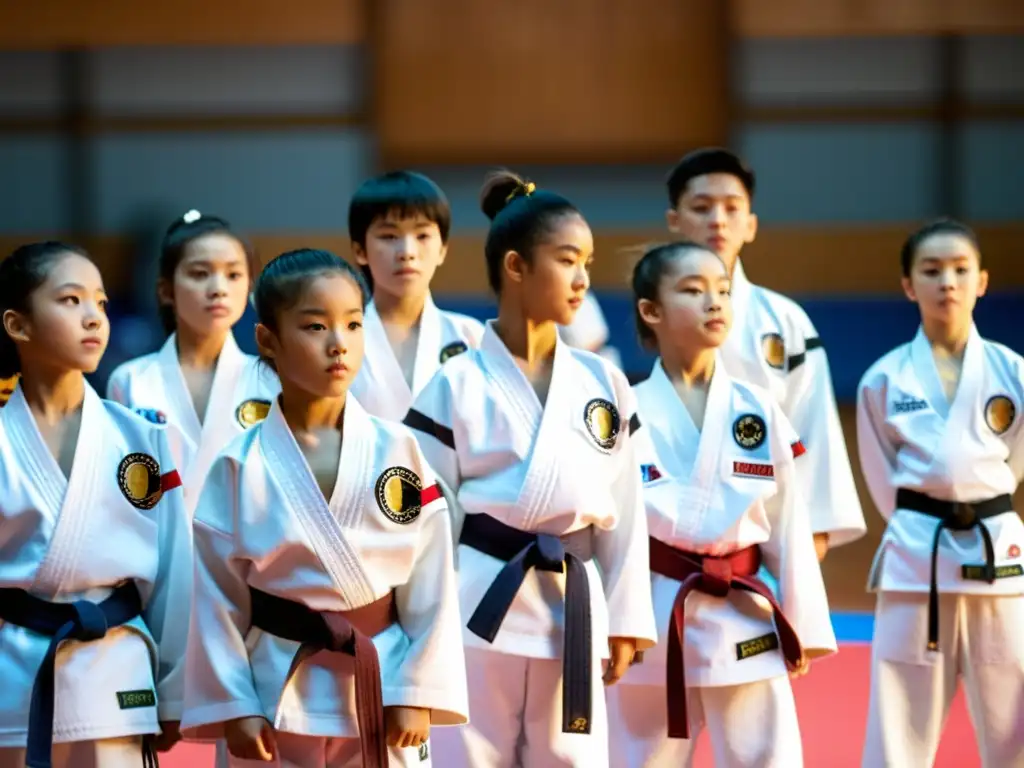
[385,455,469,724]
[105,364,130,405]
[180,455,263,737]
[593,385,658,650]
[139,430,193,721]
[404,371,462,514]
[761,404,837,658]
[781,316,866,546]
[855,371,900,521]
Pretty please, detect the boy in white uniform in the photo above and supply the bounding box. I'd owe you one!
[664,149,866,558]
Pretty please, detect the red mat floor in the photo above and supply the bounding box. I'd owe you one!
[162,644,981,767]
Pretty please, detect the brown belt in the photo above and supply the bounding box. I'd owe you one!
[649,538,803,739]
[248,587,397,768]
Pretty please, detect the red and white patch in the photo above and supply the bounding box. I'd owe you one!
[1008,544,1021,560]
[791,441,806,458]
[733,461,774,479]
[420,483,443,507]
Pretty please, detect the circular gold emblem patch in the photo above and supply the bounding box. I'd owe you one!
[236,399,272,428]
[375,466,423,525]
[584,398,621,450]
[117,452,163,509]
[439,341,468,364]
[0,374,18,408]
[761,333,785,370]
[733,414,766,450]
[985,395,1016,436]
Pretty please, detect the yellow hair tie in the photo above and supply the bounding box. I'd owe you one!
[505,181,536,204]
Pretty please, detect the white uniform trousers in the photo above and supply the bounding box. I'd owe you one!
[607,675,802,768]
[0,737,146,768]
[216,731,430,767]
[863,591,1024,768]
[430,646,609,768]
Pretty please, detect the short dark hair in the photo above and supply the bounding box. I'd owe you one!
[900,218,981,277]
[348,171,452,292]
[159,210,256,335]
[666,148,756,208]
[253,248,369,332]
[0,241,92,377]
[478,169,581,295]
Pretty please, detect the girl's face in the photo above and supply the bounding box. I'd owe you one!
[257,273,365,400]
[3,253,109,374]
[163,233,250,337]
[639,249,732,354]
[509,212,593,327]
[354,211,447,301]
[902,233,987,327]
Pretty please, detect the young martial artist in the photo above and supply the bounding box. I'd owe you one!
[107,210,280,513]
[348,171,484,422]
[0,242,190,768]
[606,241,836,768]
[181,248,468,767]
[665,148,865,559]
[857,219,1024,767]
[405,170,658,768]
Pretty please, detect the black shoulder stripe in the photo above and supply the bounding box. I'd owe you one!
[403,408,456,451]
[787,336,824,371]
[628,412,641,436]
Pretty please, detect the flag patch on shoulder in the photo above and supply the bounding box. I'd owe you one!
[733,461,774,479]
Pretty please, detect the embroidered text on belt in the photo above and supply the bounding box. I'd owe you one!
[248,587,397,768]
[0,582,152,768]
[459,513,594,735]
[648,538,803,739]
[895,487,1011,652]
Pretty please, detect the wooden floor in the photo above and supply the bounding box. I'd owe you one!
[823,406,1024,612]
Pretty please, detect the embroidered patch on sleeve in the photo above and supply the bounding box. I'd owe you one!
[117,689,156,709]
[375,467,424,524]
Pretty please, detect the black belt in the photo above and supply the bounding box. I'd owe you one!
[896,488,1012,651]
[0,582,156,768]
[459,513,594,735]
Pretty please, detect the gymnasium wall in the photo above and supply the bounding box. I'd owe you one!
[1,35,1022,399]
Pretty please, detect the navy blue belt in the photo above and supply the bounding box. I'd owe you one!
[459,513,595,735]
[0,582,155,768]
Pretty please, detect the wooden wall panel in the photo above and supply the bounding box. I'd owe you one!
[0,0,365,48]
[732,0,1024,38]
[3,224,1021,297]
[372,0,729,165]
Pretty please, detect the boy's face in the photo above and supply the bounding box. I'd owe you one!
[666,173,757,273]
[902,233,988,327]
[353,211,447,300]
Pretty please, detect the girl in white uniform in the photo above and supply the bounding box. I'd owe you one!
[606,242,836,768]
[348,171,484,422]
[107,210,280,514]
[857,219,1024,767]
[405,171,658,768]
[181,249,468,768]
[0,242,190,768]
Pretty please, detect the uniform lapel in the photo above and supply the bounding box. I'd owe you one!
[11,384,106,597]
[259,398,377,607]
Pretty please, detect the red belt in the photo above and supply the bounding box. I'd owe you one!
[249,588,397,768]
[648,538,803,739]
